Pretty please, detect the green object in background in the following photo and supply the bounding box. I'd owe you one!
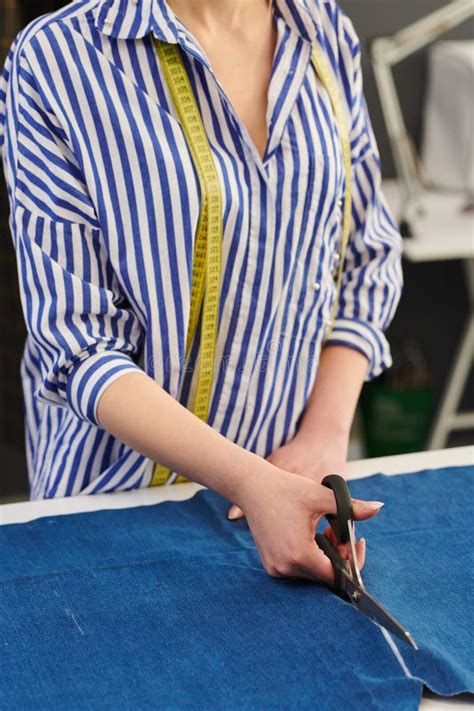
[361,384,434,457]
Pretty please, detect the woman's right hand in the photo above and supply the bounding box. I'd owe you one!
[235,465,384,584]
[96,373,381,584]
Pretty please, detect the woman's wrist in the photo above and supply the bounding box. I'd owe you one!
[294,424,350,460]
[294,344,367,461]
[225,448,281,508]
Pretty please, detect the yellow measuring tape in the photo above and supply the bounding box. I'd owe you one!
[150,39,352,486]
[309,43,353,339]
[150,39,223,486]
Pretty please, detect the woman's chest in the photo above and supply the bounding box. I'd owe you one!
[69,38,345,310]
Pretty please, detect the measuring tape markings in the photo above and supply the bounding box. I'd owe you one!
[310,44,353,340]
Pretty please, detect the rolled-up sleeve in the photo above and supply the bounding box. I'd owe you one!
[324,11,404,380]
[1,43,144,427]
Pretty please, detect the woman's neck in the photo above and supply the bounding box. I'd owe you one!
[165,0,272,36]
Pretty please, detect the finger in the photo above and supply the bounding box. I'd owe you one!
[323,523,359,563]
[316,487,339,516]
[356,537,366,569]
[227,504,245,521]
[323,524,338,549]
[298,543,336,585]
[351,499,384,521]
[330,540,364,574]
[336,543,350,561]
[335,537,366,565]
[323,520,366,567]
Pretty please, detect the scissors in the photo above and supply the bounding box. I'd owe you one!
[315,474,419,650]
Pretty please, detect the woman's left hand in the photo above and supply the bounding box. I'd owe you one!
[267,433,348,483]
[226,433,368,568]
[227,433,348,519]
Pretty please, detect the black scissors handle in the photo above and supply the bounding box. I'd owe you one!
[320,474,353,544]
[314,532,349,590]
[314,475,354,590]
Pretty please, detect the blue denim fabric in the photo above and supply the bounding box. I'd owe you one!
[1,465,472,710]
[348,465,474,697]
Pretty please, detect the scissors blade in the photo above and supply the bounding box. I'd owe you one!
[342,573,419,650]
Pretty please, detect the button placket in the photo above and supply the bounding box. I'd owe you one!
[315,248,337,330]
[329,190,344,277]
[335,194,344,225]
[303,256,327,333]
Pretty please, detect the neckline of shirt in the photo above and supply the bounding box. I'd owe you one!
[92,0,321,44]
[90,0,321,182]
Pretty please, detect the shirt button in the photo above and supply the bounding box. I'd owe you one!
[312,281,321,291]
[333,252,340,263]
[337,197,343,208]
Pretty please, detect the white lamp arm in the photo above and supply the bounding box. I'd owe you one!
[369,0,474,230]
[371,0,473,66]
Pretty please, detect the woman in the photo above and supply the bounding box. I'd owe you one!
[0,0,401,583]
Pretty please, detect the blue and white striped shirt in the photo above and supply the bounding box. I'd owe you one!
[0,0,403,499]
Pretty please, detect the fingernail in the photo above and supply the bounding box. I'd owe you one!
[365,501,384,511]
[227,506,240,520]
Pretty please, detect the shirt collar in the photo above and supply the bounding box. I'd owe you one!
[92,0,322,44]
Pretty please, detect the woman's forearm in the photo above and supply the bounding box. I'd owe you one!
[296,344,369,450]
[96,362,383,586]
[96,371,275,502]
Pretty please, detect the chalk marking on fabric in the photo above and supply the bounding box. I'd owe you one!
[380,627,413,679]
[65,607,85,636]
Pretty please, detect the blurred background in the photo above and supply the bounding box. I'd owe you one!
[1,0,473,501]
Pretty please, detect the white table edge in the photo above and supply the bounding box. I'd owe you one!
[1,446,472,526]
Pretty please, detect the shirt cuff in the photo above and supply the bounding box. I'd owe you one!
[324,317,392,381]
[65,351,144,427]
